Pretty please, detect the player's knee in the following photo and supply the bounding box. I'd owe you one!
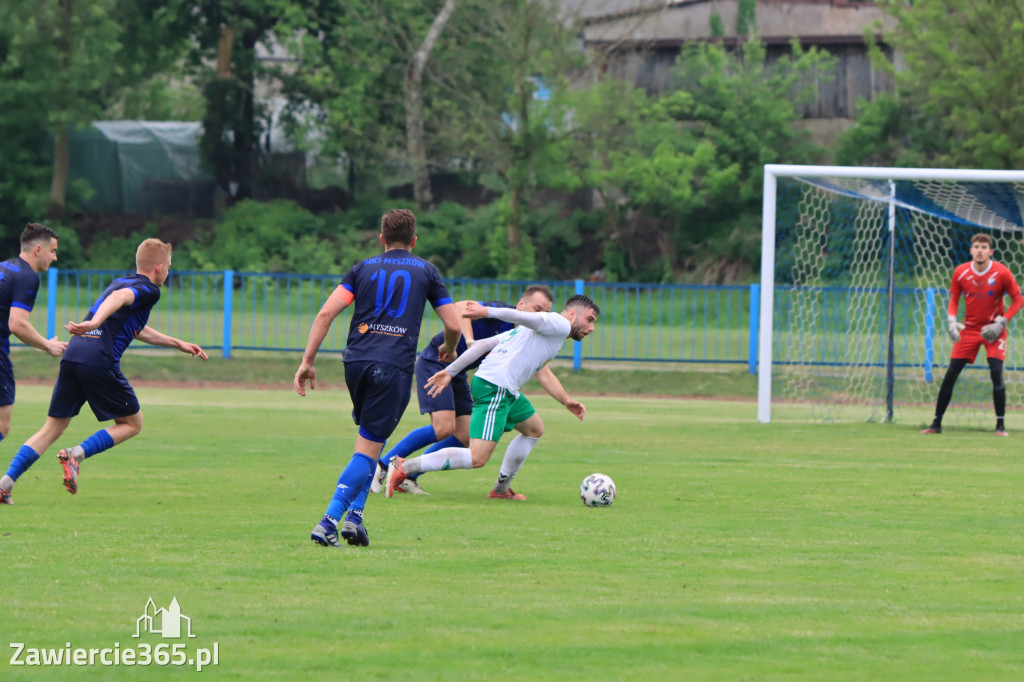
[122,413,144,438]
[433,421,455,440]
[519,421,544,439]
[471,450,491,468]
[0,423,9,439]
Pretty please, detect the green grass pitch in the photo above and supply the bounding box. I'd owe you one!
[2,385,1022,680]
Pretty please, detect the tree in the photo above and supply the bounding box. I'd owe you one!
[189,1,286,201]
[666,39,832,280]
[0,0,193,219]
[3,0,123,218]
[559,38,832,282]
[405,0,458,210]
[845,0,1024,169]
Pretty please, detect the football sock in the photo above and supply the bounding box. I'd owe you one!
[934,359,967,423]
[380,425,437,468]
[0,474,13,491]
[348,478,371,514]
[990,360,1006,427]
[493,435,540,493]
[4,445,40,483]
[402,447,473,476]
[424,434,462,454]
[80,429,115,459]
[411,435,465,481]
[996,417,1006,431]
[325,453,375,521]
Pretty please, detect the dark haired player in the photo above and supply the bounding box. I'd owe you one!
[295,208,461,547]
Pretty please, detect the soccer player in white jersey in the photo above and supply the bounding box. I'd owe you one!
[386,294,599,500]
[922,232,1023,436]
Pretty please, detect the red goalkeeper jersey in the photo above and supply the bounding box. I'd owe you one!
[948,260,1024,329]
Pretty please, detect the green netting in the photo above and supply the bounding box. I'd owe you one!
[67,121,214,215]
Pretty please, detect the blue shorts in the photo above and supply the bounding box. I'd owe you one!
[0,352,14,407]
[415,355,473,416]
[48,361,140,421]
[344,360,412,441]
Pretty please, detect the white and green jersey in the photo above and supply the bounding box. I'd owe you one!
[474,312,570,397]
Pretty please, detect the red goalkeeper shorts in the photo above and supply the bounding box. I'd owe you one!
[952,327,1007,362]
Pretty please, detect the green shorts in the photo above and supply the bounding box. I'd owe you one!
[469,376,536,442]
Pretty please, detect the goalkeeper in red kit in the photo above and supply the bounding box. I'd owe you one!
[922,233,1024,436]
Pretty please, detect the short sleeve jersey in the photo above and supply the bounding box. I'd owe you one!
[0,257,40,355]
[474,312,572,397]
[949,260,1023,329]
[420,300,514,374]
[62,274,162,368]
[340,249,452,369]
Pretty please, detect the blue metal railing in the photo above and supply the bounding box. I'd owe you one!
[35,269,991,379]
[30,269,760,372]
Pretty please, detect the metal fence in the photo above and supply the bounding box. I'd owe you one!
[33,269,761,372]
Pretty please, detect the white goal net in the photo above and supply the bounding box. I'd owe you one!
[758,165,1024,425]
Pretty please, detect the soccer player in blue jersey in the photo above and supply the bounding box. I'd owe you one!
[294,208,461,548]
[0,223,67,504]
[0,238,207,503]
[368,285,584,497]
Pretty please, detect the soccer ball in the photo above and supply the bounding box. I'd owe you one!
[579,473,616,507]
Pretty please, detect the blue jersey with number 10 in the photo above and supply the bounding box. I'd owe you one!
[340,249,452,369]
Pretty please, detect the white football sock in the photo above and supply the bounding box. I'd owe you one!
[494,435,540,493]
[402,447,473,476]
[0,474,13,491]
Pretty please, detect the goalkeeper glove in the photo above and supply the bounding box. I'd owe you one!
[981,315,1007,342]
[947,315,964,343]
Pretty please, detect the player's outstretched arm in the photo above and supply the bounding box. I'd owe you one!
[295,292,350,396]
[455,300,477,345]
[65,288,135,336]
[136,326,209,360]
[430,335,500,389]
[536,365,585,421]
[9,308,66,357]
[467,302,548,331]
[435,301,462,363]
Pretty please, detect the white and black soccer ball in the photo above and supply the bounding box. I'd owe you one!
[580,473,616,507]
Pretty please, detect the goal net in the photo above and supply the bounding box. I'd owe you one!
[758,165,1024,425]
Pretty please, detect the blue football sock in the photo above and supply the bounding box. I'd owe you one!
[324,453,376,521]
[4,445,40,482]
[424,434,463,455]
[349,481,371,514]
[380,425,438,468]
[81,429,115,458]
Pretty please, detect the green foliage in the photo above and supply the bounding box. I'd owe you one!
[182,199,352,273]
[550,39,830,282]
[835,93,951,167]
[709,13,725,37]
[736,0,756,36]
[861,0,1024,169]
[114,74,205,121]
[82,223,159,270]
[414,201,496,277]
